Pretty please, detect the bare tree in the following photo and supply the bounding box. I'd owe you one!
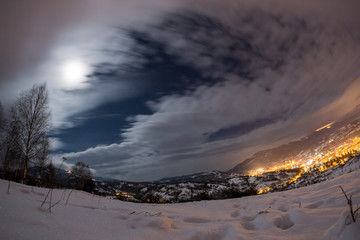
[0,102,7,172]
[1,118,22,179]
[0,102,4,131]
[10,83,51,182]
[47,162,56,188]
[1,112,21,192]
[35,136,50,185]
[71,161,92,190]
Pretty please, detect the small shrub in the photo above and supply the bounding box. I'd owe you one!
[340,186,360,223]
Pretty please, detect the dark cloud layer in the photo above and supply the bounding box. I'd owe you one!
[58,2,360,181]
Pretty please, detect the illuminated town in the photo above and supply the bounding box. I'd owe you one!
[115,192,135,199]
[253,136,360,194]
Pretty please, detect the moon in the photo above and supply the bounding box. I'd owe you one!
[61,59,89,88]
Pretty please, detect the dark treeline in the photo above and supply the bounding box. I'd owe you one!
[0,83,93,192]
[0,83,50,185]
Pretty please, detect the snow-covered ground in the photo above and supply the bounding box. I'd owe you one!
[1,170,360,240]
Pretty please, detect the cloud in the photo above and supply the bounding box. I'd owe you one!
[0,0,184,130]
[2,0,360,181]
[57,6,360,180]
[49,137,65,151]
[118,8,360,150]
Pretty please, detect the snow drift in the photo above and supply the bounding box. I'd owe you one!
[1,169,360,240]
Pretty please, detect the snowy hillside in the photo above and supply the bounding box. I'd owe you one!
[93,155,360,203]
[1,169,360,239]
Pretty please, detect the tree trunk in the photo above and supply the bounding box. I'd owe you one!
[23,156,28,182]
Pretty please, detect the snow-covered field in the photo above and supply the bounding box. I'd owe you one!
[1,170,360,240]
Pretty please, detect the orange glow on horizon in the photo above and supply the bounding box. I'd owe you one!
[253,136,360,194]
[248,137,360,177]
[315,121,336,132]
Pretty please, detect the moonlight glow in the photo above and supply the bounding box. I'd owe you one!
[61,59,88,88]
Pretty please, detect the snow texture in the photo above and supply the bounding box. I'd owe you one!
[1,169,360,240]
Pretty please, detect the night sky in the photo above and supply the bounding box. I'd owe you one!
[1,0,360,181]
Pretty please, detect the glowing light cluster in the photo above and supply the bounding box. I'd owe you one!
[250,137,360,177]
[315,121,335,132]
[257,187,271,195]
[115,192,134,199]
[253,137,360,194]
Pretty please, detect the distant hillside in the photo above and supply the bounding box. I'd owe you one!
[230,115,360,174]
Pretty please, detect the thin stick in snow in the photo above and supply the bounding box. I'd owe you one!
[7,180,10,194]
[65,189,73,206]
[339,185,360,223]
[258,206,271,214]
[41,189,51,207]
[49,199,62,209]
[60,189,66,200]
[49,189,53,212]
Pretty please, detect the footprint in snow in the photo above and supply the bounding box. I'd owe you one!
[233,203,240,208]
[273,214,294,230]
[240,219,256,230]
[269,199,277,205]
[305,200,323,209]
[183,216,211,223]
[147,217,175,230]
[277,204,289,212]
[231,210,240,218]
[119,215,129,220]
[241,215,256,222]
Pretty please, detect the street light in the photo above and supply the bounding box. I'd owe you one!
[59,157,67,170]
